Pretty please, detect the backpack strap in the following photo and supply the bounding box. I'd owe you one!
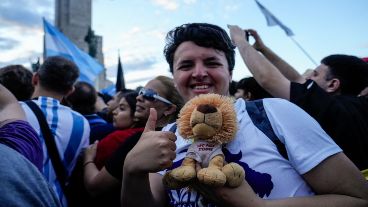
[245,99,289,160]
[24,101,69,188]
[168,123,177,133]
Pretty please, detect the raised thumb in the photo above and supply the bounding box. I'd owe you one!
[143,108,157,133]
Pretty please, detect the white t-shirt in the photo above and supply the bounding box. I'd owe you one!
[161,98,341,207]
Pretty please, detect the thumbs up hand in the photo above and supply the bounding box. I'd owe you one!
[124,108,177,174]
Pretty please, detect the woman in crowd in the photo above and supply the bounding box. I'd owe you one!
[93,91,141,168]
[83,76,183,207]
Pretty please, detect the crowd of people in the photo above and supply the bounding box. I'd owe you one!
[0,22,367,207]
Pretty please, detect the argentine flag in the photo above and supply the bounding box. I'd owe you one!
[43,18,103,83]
[255,0,294,36]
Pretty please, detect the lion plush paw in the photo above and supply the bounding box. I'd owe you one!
[170,165,196,181]
[197,167,226,187]
[162,172,189,189]
[222,162,245,187]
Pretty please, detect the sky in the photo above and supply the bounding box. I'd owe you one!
[0,0,367,90]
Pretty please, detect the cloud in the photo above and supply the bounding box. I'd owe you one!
[0,0,53,29]
[0,37,20,50]
[151,0,179,11]
[0,51,42,69]
[183,0,197,4]
[106,56,171,89]
[103,26,166,68]
[224,4,239,12]
[107,55,159,76]
[124,56,159,73]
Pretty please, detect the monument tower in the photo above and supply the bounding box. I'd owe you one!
[55,0,107,89]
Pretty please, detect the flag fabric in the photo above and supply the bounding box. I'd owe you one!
[43,18,103,83]
[115,55,126,92]
[101,84,116,96]
[255,0,294,36]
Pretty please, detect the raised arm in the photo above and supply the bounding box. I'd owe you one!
[121,108,177,207]
[247,29,305,83]
[228,25,291,100]
[0,84,43,170]
[0,83,25,122]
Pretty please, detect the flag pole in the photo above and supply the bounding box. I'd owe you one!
[289,36,318,66]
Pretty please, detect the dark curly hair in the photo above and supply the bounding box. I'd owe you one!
[164,23,235,74]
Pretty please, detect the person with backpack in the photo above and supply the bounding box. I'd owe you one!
[121,23,368,207]
[21,56,90,207]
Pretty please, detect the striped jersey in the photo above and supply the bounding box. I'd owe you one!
[21,96,90,206]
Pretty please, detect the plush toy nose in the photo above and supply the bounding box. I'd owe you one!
[197,104,217,114]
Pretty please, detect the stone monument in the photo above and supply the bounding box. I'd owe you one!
[55,0,108,89]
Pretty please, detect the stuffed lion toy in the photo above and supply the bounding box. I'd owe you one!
[163,93,245,189]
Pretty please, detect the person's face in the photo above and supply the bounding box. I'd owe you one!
[172,41,232,102]
[112,97,134,129]
[309,64,332,91]
[135,79,172,122]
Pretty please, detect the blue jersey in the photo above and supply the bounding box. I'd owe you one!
[21,96,90,206]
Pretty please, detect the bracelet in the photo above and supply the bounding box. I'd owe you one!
[83,161,94,167]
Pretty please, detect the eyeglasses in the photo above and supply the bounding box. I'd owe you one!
[138,88,173,105]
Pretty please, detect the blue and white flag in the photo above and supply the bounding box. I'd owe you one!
[100,84,116,96]
[43,18,103,83]
[255,0,294,36]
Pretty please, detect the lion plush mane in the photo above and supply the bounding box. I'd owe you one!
[178,93,237,144]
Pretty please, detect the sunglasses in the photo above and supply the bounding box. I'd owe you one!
[138,88,173,105]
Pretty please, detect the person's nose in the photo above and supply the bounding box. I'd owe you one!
[136,94,144,102]
[112,108,118,116]
[192,63,207,79]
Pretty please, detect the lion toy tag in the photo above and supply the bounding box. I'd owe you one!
[163,94,245,189]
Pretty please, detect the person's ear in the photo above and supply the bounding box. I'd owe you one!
[164,104,177,117]
[32,73,39,86]
[244,91,253,101]
[326,78,340,93]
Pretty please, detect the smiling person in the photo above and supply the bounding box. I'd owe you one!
[121,23,368,207]
[83,76,183,207]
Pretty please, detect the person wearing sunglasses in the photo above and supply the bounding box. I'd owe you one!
[138,87,173,105]
[82,75,184,207]
[134,76,183,128]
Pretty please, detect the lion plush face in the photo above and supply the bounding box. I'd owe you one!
[177,93,237,144]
